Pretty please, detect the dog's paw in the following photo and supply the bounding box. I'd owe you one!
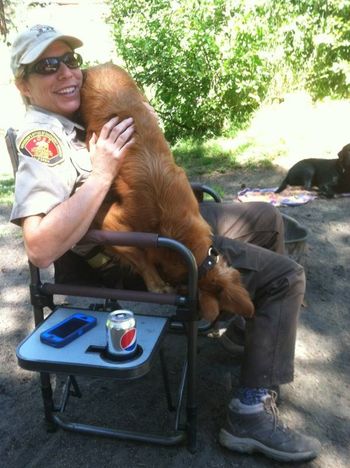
[148,283,175,294]
[158,283,176,294]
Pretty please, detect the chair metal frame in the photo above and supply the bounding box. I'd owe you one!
[19,232,200,450]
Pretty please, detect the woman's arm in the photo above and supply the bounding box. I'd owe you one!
[22,116,134,268]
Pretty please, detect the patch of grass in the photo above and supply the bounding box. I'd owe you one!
[172,136,280,177]
[0,175,15,205]
[243,153,277,170]
[172,138,253,176]
[243,144,288,171]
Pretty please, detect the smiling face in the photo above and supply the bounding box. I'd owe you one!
[16,40,83,118]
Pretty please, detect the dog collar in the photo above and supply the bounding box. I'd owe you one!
[198,246,219,278]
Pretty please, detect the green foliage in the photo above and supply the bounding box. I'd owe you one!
[267,0,350,100]
[106,0,350,141]
[107,0,274,141]
[0,0,23,43]
[305,1,350,98]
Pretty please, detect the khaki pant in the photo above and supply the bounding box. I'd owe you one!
[199,201,285,254]
[201,201,305,387]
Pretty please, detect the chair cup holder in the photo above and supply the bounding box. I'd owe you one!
[86,344,143,363]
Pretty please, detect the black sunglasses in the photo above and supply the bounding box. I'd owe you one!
[26,51,83,76]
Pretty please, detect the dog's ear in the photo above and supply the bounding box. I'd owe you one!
[338,144,350,157]
[81,68,88,82]
[218,282,255,318]
[198,262,254,321]
[198,291,220,322]
[338,144,350,168]
[216,263,255,318]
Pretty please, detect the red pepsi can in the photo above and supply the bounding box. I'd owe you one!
[106,310,137,357]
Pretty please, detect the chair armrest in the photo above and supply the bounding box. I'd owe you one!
[190,182,222,203]
[81,230,159,248]
[5,127,19,177]
[81,229,198,291]
[39,230,198,312]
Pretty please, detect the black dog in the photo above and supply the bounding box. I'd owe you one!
[275,144,350,197]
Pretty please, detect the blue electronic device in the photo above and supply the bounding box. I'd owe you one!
[40,313,97,348]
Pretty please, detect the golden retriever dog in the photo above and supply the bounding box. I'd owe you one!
[80,63,254,322]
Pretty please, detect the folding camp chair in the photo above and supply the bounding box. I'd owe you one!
[6,127,222,452]
[6,127,308,452]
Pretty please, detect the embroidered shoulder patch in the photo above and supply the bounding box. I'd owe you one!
[19,130,63,166]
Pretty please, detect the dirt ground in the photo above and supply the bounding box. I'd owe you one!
[1,3,349,467]
[1,165,349,468]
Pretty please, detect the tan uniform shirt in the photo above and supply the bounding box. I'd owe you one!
[10,105,92,225]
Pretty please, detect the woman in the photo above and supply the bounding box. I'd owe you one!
[9,24,320,462]
[10,25,135,267]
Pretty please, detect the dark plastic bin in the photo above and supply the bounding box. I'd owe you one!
[282,213,308,263]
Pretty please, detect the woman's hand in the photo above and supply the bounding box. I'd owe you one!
[89,116,135,183]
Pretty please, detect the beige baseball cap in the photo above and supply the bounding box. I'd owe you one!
[11,24,83,76]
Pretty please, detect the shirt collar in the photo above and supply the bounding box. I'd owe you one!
[28,105,85,133]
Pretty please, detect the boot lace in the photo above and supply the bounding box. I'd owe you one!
[263,390,286,431]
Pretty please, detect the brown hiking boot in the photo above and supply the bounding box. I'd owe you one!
[219,393,321,462]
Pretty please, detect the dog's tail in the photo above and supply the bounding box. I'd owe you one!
[275,178,287,193]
